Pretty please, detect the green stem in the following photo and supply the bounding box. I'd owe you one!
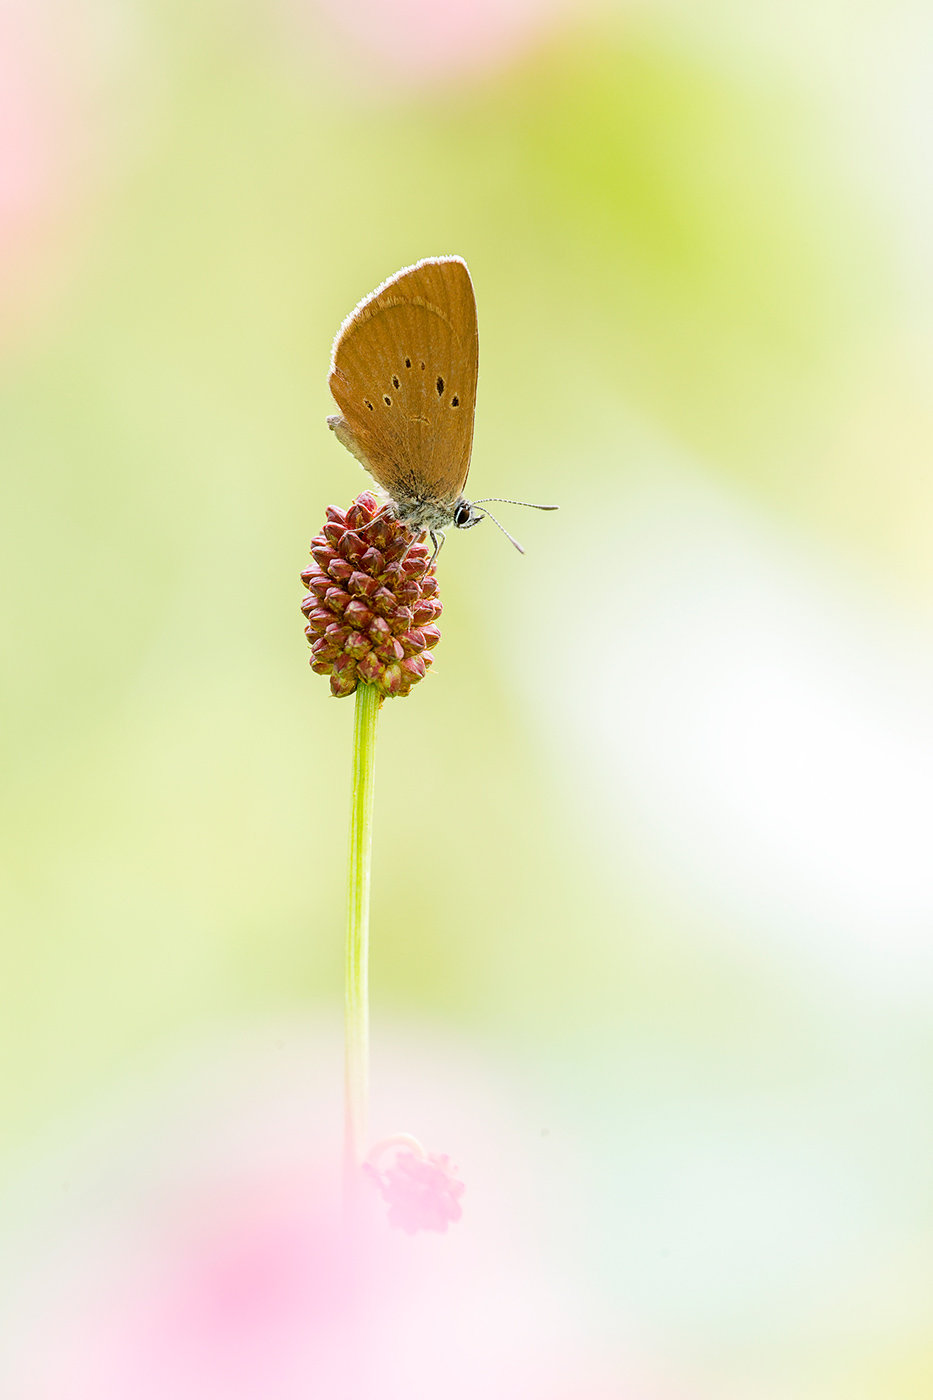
[344,681,380,1191]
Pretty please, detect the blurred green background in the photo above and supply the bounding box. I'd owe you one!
[3,0,933,1395]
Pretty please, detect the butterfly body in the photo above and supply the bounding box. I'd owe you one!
[326,413,476,534]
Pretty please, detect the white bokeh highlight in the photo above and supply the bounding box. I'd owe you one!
[527,453,933,996]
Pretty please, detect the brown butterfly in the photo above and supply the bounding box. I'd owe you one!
[327,256,556,556]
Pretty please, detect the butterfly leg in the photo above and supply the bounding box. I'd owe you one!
[428,530,447,565]
[397,528,425,566]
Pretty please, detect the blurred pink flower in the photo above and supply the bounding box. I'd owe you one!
[0,2,63,244]
[0,1024,672,1398]
[365,1147,465,1234]
[307,0,566,84]
[0,0,144,342]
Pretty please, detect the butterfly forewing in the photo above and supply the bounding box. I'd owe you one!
[328,257,479,513]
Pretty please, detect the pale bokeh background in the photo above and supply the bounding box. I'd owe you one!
[3,0,933,1395]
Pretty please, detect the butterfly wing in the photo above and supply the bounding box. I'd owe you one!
[328,257,478,512]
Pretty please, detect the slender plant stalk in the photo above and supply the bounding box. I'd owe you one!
[344,680,380,1191]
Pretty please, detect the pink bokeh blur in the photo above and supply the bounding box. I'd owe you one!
[0,0,145,341]
[301,0,568,84]
[0,1023,669,1399]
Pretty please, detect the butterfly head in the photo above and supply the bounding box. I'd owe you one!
[453,498,483,531]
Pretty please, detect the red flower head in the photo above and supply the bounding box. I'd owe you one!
[300,492,443,699]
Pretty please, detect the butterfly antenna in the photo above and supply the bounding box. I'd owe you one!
[475,507,526,554]
[471,498,559,512]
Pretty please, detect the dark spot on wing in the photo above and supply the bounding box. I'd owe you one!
[383,395,392,406]
[405,358,412,368]
[451,395,459,407]
[436,376,444,396]
[364,399,374,410]
[392,375,400,389]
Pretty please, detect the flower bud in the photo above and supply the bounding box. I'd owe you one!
[412,599,441,626]
[330,650,357,689]
[345,631,372,661]
[360,547,384,574]
[399,629,426,656]
[327,557,354,584]
[324,587,352,614]
[344,599,374,631]
[348,571,378,599]
[338,531,366,564]
[357,651,385,684]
